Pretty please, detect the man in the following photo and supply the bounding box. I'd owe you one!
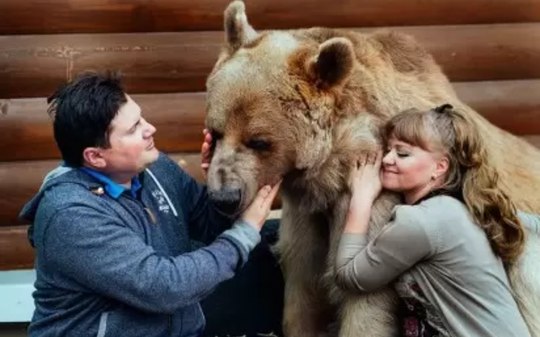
[20,72,281,337]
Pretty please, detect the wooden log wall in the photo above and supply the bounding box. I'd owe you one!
[1,0,540,270]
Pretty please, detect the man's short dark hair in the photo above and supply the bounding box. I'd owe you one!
[47,72,127,167]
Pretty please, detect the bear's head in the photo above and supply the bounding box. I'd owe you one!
[205,1,456,212]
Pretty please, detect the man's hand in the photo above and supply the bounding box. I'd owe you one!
[241,181,282,231]
[201,129,213,178]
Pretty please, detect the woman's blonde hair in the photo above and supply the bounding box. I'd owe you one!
[383,104,525,264]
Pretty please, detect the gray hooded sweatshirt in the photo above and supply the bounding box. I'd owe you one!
[20,153,260,337]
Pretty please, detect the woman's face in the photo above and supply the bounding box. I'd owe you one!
[382,136,448,204]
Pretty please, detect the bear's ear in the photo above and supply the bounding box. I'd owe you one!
[307,37,355,89]
[224,1,258,52]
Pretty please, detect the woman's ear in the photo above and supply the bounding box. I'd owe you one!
[82,147,106,169]
[434,156,450,179]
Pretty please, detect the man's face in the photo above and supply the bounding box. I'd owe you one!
[99,95,159,179]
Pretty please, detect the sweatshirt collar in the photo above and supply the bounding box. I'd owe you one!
[79,167,141,199]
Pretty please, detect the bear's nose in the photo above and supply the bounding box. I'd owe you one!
[209,187,242,215]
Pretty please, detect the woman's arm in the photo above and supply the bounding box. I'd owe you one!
[335,151,433,292]
[335,215,433,292]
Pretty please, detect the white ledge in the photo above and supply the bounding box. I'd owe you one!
[0,270,35,323]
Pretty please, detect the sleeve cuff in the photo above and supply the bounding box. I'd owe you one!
[340,233,369,248]
[336,233,369,266]
[220,219,261,256]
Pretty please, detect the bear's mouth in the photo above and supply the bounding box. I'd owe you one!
[209,186,245,217]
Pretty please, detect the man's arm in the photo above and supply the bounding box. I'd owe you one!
[43,206,259,314]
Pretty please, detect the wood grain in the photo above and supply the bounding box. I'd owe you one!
[1,23,539,98]
[0,226,33,270]
[2,80,539,161]
[1,0,540,34]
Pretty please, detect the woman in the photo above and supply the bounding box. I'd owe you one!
[335,104,536,337]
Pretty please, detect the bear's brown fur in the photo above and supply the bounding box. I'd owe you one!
[205,2,540,336]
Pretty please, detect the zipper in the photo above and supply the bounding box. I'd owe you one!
[143,207,157,224]
[123,194,158,225]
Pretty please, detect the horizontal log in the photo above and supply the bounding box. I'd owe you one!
[396,24,540,85]
[2,79,540,162]
[1,0,540,35]
[453,80,540,136]
[0,93,207,161]
[0,32,221,99]
[0,226,33,270]
[1,23,539,98]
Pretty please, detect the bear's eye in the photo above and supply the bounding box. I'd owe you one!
[246,139,271,151]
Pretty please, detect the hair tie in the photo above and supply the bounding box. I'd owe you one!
[433,104,453,114]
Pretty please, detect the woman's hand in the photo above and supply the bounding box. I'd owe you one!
[344,151,383,234]
[350,150,383,204]
[201,129,212,178]
[241,181,282,231]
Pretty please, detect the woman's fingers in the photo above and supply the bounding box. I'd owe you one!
[359,149,383,166]
[374,149,383,170]
[364,155,370,166]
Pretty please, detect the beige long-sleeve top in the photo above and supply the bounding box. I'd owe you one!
[336,195,535,337]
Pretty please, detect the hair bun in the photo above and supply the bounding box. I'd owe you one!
[434,104,454,114]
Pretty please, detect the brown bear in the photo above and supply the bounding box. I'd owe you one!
[204,1,540,336]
